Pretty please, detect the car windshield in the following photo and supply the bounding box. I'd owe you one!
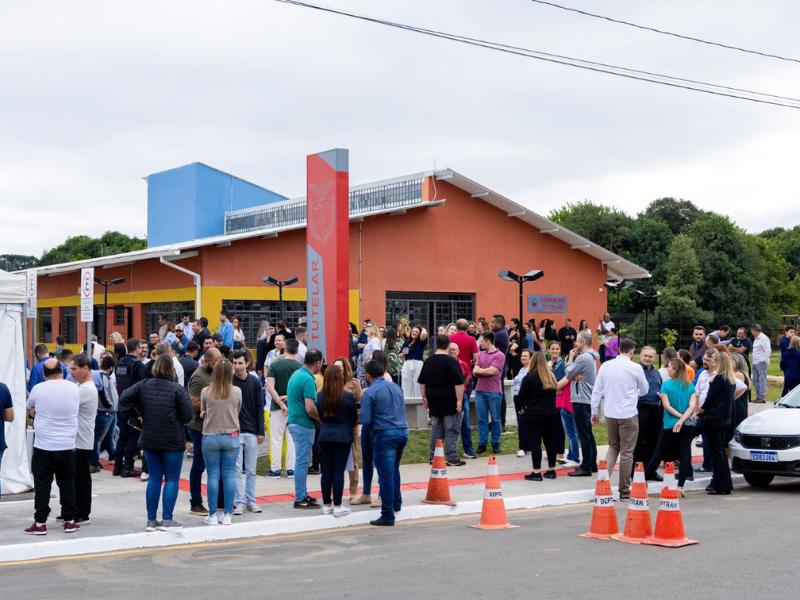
[776,385,800,408]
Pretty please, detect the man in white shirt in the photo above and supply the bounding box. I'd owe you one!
[590,338,649,499]
[294,326,308,363]
[69,354,98,525]
[91,335,106,362]
[179,312,195,343]
[750,323,771,403]
[25,359,81,535]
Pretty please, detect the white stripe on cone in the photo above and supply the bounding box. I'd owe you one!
[434,446,444,457]
[484,488,503,500]
[430,468,448,479]
[487,464,499,476]
[627,497,649,511]
[658,498,680,512]
[633,469,645,484]
[594,495,614,507]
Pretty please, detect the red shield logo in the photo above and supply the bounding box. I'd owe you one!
[308,181,335,244]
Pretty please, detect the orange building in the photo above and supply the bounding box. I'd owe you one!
[26,164,648,353]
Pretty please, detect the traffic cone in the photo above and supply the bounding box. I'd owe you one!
[470,456,518,530]
[612,462,652,544]
[662,461,677,491]
[423,439,456,506]
[579,460,619,539]
[644,485,698,548]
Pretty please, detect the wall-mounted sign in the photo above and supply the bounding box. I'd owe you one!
[527,294,568,313]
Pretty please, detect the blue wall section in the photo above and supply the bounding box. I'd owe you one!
[147,163,287,247]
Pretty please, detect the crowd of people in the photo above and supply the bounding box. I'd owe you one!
[7,305,799,535]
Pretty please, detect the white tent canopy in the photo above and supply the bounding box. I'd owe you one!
[0,268,33,494]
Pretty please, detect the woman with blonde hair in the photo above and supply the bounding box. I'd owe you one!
[200,360,242,525]
[517,351,560,481]
[645,358,697,495]
[332,357,363,500]
[701,351,735,495]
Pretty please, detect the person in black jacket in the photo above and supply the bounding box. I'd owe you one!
[315,363,357,517]
[119,355,193,531]
[231,350,265,514]
[518,351,561,481]
[113,338,146,477]
[700,351,735,495]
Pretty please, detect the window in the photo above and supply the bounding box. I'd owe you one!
[37,308,53,343]
[222,299,306,345]
[59,306,78,344]
[114,306,125,325]
[385,292,475,340]
[143,302,195,337]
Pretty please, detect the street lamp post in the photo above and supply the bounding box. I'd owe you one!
[634,289,661,347]
[498,269,545,326]
[263,275,299,323]
[94,277,125,345]
[604,280,634,333]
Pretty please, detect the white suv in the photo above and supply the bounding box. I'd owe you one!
[730,385,800,487]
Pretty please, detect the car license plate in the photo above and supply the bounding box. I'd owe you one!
[750,451,778,463]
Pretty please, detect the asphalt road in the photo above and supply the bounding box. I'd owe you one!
[4,480,799,599]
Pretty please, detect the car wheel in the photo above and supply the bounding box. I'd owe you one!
[743,472,774,488]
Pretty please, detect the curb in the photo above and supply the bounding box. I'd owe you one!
[0,474,744,564]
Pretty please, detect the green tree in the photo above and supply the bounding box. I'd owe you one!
[657,234,711,322]
[549,201,633,255]
[640,197,706,235]
[38,231,146,266]
[760,225,800,276]
[0,254,38,271]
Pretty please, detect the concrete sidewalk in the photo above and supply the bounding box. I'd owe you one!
[0,443,737,564]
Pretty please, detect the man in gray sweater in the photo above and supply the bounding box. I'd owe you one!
[565,332,599,477]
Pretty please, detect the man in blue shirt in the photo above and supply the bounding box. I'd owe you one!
[0,381,14,498]
[218,309,234,349]
[360,360,408,526]
[28,343,68,392]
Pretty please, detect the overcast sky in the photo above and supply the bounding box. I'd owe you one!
[2,0,799,256]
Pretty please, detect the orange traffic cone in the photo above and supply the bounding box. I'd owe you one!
[470,456,518,530]
[423,439,456,506]
[612,462,652,544]
[662,461,677,491]
[644,483,698,548]
[579,460,619,539]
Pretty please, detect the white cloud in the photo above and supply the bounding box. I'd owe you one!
[1,0,799,255]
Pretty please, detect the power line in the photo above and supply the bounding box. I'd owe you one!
[528,0,800,65]
[275,0,800,110]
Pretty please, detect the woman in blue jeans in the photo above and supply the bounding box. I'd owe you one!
[200,360,242,526]
[119,355,193,531]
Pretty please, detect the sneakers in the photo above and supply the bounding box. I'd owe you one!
[446,460,466,467]
[203,514,220,526]
[220,513,232,526]
[321,505,334,515]
[247,503,262,513]
[516,449,526,458]
[476,444,487,454]
[307,466,320,475]
[191,504,208,515]
[160,519,183,530]
[463,452,477,459]
[568,468,592,477]
[333,506,351,518]
[75,517,91,525]
[232,504,245,516]
[492,445,501,454]
[561,459,580,468]
[293,496,320,509]
[267,470,281,479]
[369,518,394,527]
[286,469,294,478]
[145,520,161,532]
[525,472,543,481]
[140,472,150,482]
[24,522,47,536]
[63,520,80,533]
[543,470,557,479]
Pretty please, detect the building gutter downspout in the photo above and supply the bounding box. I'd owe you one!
[160,257,202,317]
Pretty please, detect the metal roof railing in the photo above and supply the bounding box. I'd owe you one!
[224,177,424,234]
